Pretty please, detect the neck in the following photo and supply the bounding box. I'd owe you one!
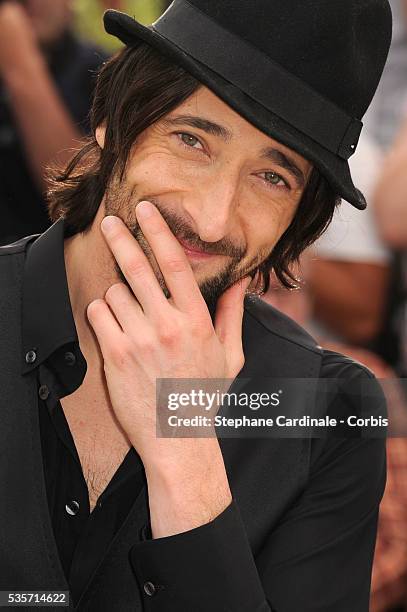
[63,203,117,371]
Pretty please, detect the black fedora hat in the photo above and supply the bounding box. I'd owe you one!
[103,0,392,210]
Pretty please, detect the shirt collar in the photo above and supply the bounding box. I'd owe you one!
[21,217,80,375]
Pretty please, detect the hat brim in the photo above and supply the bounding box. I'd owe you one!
[104,10,366,210]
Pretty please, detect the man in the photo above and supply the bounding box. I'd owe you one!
[0,0,108,245]
[0,1,392,611]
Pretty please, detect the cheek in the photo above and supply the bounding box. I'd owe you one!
[126,141,215,193]
[244,198,298,259]
[125,151,192,192]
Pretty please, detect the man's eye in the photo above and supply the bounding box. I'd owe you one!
[178,133,203,150]
[262,171,287,188]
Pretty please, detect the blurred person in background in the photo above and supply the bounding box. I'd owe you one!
[365,23,407,611]
[368,103,407,612]
[264,130,391,351]
[370,434,407,612]
[359,0,407,378]
[0,0,108,245]
[350,10,407,609]
[307,132,391,348]
[364,0,407,151]
[262,115,407,612]
[373,109,407,379]
[262,6,407,612]
[291,0,407,361]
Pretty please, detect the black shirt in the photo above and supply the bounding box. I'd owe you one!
[22,217,148,607]
[37,363,147,606]
[0,31,108,246]
[17,217,387,611]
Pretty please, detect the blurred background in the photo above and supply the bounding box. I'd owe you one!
[0,0,171,248]
[0,1,406,611]
[74,0,166,51]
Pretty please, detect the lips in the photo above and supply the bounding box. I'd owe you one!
[177,237,209,255]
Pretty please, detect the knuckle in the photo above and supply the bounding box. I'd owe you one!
[156,321,179,345]
[165,257,186,274]
[124,258,147,279]
[108,340,133,367]
[147,220,164,236]
[191,313,211,336]
[135,335,155,353]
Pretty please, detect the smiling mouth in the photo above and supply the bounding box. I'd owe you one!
[177,237,221,259]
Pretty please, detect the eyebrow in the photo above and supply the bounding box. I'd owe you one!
[260,147,306,189]
[163,115,232,142]
[163,114,306,188]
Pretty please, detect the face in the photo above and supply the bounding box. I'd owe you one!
[97,86,312,312]
[22,0,72,45]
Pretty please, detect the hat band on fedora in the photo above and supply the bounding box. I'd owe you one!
[152,0,362,160]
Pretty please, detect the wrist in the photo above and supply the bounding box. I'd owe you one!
[144,444,232,538]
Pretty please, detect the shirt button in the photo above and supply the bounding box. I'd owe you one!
[143,582,157,597]
[64,351,76,367]
[25,350,37,364]
[65,500,80,516]
[38,385,49,400]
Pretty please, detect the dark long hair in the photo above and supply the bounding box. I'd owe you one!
[47,41,339,292]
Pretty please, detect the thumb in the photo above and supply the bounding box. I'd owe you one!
[214,276,251,368]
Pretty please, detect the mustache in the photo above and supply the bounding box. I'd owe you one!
[130,195,247,260]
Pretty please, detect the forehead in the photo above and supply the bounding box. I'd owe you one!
[166,86,312,171]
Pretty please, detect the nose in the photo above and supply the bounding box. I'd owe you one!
[183,173,240,243]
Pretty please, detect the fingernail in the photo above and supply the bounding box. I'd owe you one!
[101,216,120,233]
[136,201,154,219]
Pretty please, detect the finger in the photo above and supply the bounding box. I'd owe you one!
[135,200,207,313]
[104,282,147,336]
[87,298,125,358]
[101,215,170,316]
[214,277,251,368]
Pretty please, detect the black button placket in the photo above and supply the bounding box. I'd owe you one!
[38,385,50,400]
[143,581,157,597]
[66,500,80,516]
[64,351,76,367]
[25,350,37,364]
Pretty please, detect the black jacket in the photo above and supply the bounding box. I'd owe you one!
[0,230,386,612]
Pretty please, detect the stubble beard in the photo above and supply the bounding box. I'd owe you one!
[104,180,261,316]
